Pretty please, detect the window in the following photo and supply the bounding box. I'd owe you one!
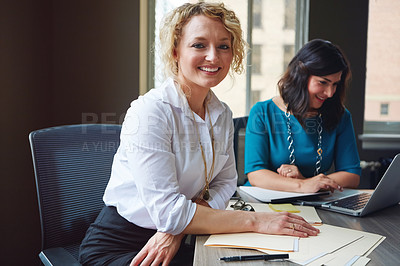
[251,90,261,107]
[251,44,262,75]
[284,0,296,30]
[253,0,262,29]
[283,44,294,73]
[364,0,400,135]
[146,0,308,117]
[380,103,389,116]
[360,0,400,150]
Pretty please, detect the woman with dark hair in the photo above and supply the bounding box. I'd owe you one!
[244,39,361,193]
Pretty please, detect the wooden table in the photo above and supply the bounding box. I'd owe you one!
[193,192,400,265]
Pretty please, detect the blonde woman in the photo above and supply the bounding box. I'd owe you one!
[79,3,319,266]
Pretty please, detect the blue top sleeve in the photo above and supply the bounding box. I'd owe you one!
[244,99,361,178]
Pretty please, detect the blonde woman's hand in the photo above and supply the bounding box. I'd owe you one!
[130,232,184,266]
[255,211,320,238]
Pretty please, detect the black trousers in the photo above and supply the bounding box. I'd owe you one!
[79,206,194,266]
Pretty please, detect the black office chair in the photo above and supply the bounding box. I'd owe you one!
[29,124,122,265]
[233,116,248,186]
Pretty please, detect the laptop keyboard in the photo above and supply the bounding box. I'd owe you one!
[331,193,371,210]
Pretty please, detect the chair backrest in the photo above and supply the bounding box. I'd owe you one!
[233,116,248,186]
[29,124,121,259]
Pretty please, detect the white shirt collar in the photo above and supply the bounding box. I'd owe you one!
[160,78,226,125]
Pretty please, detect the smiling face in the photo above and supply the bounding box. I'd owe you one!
[174,15,233,93]
[307,71,342,111]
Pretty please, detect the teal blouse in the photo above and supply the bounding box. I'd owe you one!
[244,99,361,182]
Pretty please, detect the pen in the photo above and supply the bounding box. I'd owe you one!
[295,201,322,207]
[219,254,289,262]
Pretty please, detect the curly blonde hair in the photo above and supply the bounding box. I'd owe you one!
[159,2,247,80]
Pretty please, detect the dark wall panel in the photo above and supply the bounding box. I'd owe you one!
[1,1,140,265]
[52,0,140,126]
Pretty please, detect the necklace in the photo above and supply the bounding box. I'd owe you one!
[190,105,215,201]
[285,110,323,176]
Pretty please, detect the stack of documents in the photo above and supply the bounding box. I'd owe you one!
[264,224,385,265]
[204,202,385,266]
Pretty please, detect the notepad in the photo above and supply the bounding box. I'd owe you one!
[269,203,300,213]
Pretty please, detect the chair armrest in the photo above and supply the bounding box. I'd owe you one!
[39,247,80,266]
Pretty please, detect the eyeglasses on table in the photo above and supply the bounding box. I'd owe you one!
[230,199,255,212]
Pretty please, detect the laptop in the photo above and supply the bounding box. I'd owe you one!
[298,153,400,216]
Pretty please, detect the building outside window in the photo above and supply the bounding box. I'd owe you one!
[283,44,294,73]
[251,44,262,75]
[380,103,389,116]
[253,0,262,29]
[284,0,296,30]
[251,89,261,108]
[364,0,400,134]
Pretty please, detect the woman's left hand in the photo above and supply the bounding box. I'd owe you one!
[130,232,184,266]
[254,211,320,237]
[277,164,304,179]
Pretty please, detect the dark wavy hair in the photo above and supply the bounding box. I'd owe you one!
[278,39,351,131]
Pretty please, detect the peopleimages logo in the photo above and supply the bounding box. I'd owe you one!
[116,139,226,154]
[81,141,119,152]
[82,112,126,124]
[246,112,321,135]
[79,112,226,153]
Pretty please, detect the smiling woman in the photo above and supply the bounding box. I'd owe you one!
[78,3,320,266]
[173,15,234,117]
[245,39,361,194]
[307,72,341,111]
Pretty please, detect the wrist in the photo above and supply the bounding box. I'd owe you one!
[244,211,258,232]
[297,179,306,192]
[177,233,186,241]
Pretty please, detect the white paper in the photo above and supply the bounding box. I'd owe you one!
[261,224,369,265]
[204,232,297,252]
[239,186,327,203]
[307,229,385,266]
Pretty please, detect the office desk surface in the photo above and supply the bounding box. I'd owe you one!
[194,197,400,265]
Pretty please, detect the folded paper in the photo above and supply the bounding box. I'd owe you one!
[204,232,298,252]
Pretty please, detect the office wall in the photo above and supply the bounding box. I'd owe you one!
[51,1,139,126]
[1,1,52,265]
[1,1,140,265]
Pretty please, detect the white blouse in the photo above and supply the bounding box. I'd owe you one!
[103,78,237,235]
